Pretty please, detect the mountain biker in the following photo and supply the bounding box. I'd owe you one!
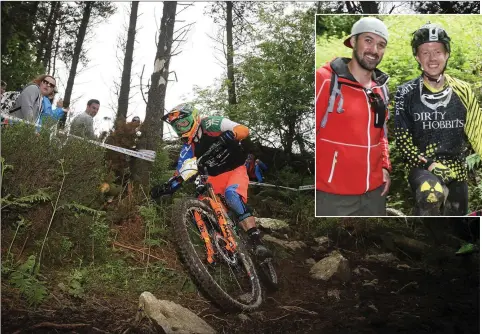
[316,17,392,216]
[394,23,482,216]
[150,103,272,260]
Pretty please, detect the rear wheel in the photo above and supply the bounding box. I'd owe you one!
[172,198,262,311]
[257,258,278,292]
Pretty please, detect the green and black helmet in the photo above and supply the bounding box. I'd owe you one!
[411,23,451,56]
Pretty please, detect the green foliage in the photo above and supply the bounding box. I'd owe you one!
[1,122,108,266]
[233,8,315,155]
[6,216,32,260]
[139,204,168,247]
[86,258,183,295]
[149,142,174,185]
[467,153,481,171]
[58,268,88,299]
[90,216,111,255]
[6,255,48,307]
[316,15,362,37]
[1,189,51,210]
[62,202,106,217]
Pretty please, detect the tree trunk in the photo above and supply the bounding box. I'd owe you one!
[36,2,56,66]
[44,2,61,71]
[226,1,236,105]
[135,1,177,184]
[59,2,92,129]
[360,1,379,14]
[116,1,139,125]
[51,21,62,77]
[345,1,356,13]
[284,121,295,159]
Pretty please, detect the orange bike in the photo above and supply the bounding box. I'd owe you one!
[163,142,277,311]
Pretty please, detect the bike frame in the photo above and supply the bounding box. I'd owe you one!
[194,176,238,264]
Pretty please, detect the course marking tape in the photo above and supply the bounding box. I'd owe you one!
[3,113,315,191]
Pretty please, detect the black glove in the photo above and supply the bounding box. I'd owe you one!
[218,130,238,148]
[150,182,173,199]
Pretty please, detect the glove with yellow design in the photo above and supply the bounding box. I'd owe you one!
[424,160,456,185]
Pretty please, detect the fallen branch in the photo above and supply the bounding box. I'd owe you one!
[391,281,418,295]
[269,314,290,321]
[202,314,229,323]
[112,241,164,262]
[279,305,318,315]
[29,322,90,330]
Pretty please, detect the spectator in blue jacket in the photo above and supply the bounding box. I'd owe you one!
[245,154,268,183]
[38,89,68,130]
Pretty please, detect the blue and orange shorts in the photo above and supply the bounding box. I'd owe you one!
[207,165,249,203]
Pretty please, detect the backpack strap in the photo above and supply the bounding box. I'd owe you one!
[320,71,342,128]
[379,84,390,138]
[9,105,21,114]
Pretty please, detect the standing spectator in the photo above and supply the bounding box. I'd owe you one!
[245,154,268,183]
[315,17,392,216]
[12,74,56,124]
[70,99,100,140]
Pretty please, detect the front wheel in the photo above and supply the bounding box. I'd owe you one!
[172,198,262,311]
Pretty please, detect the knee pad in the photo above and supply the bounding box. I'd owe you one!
[416,180,445,207]
[224,187,252,221]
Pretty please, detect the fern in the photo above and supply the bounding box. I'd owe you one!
[1,156,14,178]
[62,202,106,217]
[8,255,47,307]
[467,153,481,171]
[1,188,51,209]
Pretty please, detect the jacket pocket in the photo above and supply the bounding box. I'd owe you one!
[328,151,338,183]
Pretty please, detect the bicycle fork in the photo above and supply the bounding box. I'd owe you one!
[195,188,238,264]
[193,211,216,264]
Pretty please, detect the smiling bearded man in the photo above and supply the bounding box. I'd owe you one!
[315,17,392,216]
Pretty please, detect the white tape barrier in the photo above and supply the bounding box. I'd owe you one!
[249,181,315,192]
[69,135,156,162]
[3,113,315,190]
[2,113,156,162]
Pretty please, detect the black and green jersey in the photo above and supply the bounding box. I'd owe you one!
[394,74,482,181]
[176,116,247,177]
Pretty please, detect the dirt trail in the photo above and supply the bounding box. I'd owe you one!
[2,229,479,334]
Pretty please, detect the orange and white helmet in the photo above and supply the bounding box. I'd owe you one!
[162,103,200,142]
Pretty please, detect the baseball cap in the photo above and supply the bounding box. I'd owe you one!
[344,17,389,48]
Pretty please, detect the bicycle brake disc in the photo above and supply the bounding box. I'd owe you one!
[213,233,238,265]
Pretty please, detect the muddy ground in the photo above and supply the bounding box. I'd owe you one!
[2,224,480,334]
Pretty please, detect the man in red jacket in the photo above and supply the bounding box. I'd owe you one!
[316,17,392,216]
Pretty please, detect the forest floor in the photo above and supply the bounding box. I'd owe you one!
[2,219,479,334]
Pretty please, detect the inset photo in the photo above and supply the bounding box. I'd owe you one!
[315,14,482,217]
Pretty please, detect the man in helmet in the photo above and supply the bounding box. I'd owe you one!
[316,17,392,216]
[151,103,272,260]
[394,23,482,216]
